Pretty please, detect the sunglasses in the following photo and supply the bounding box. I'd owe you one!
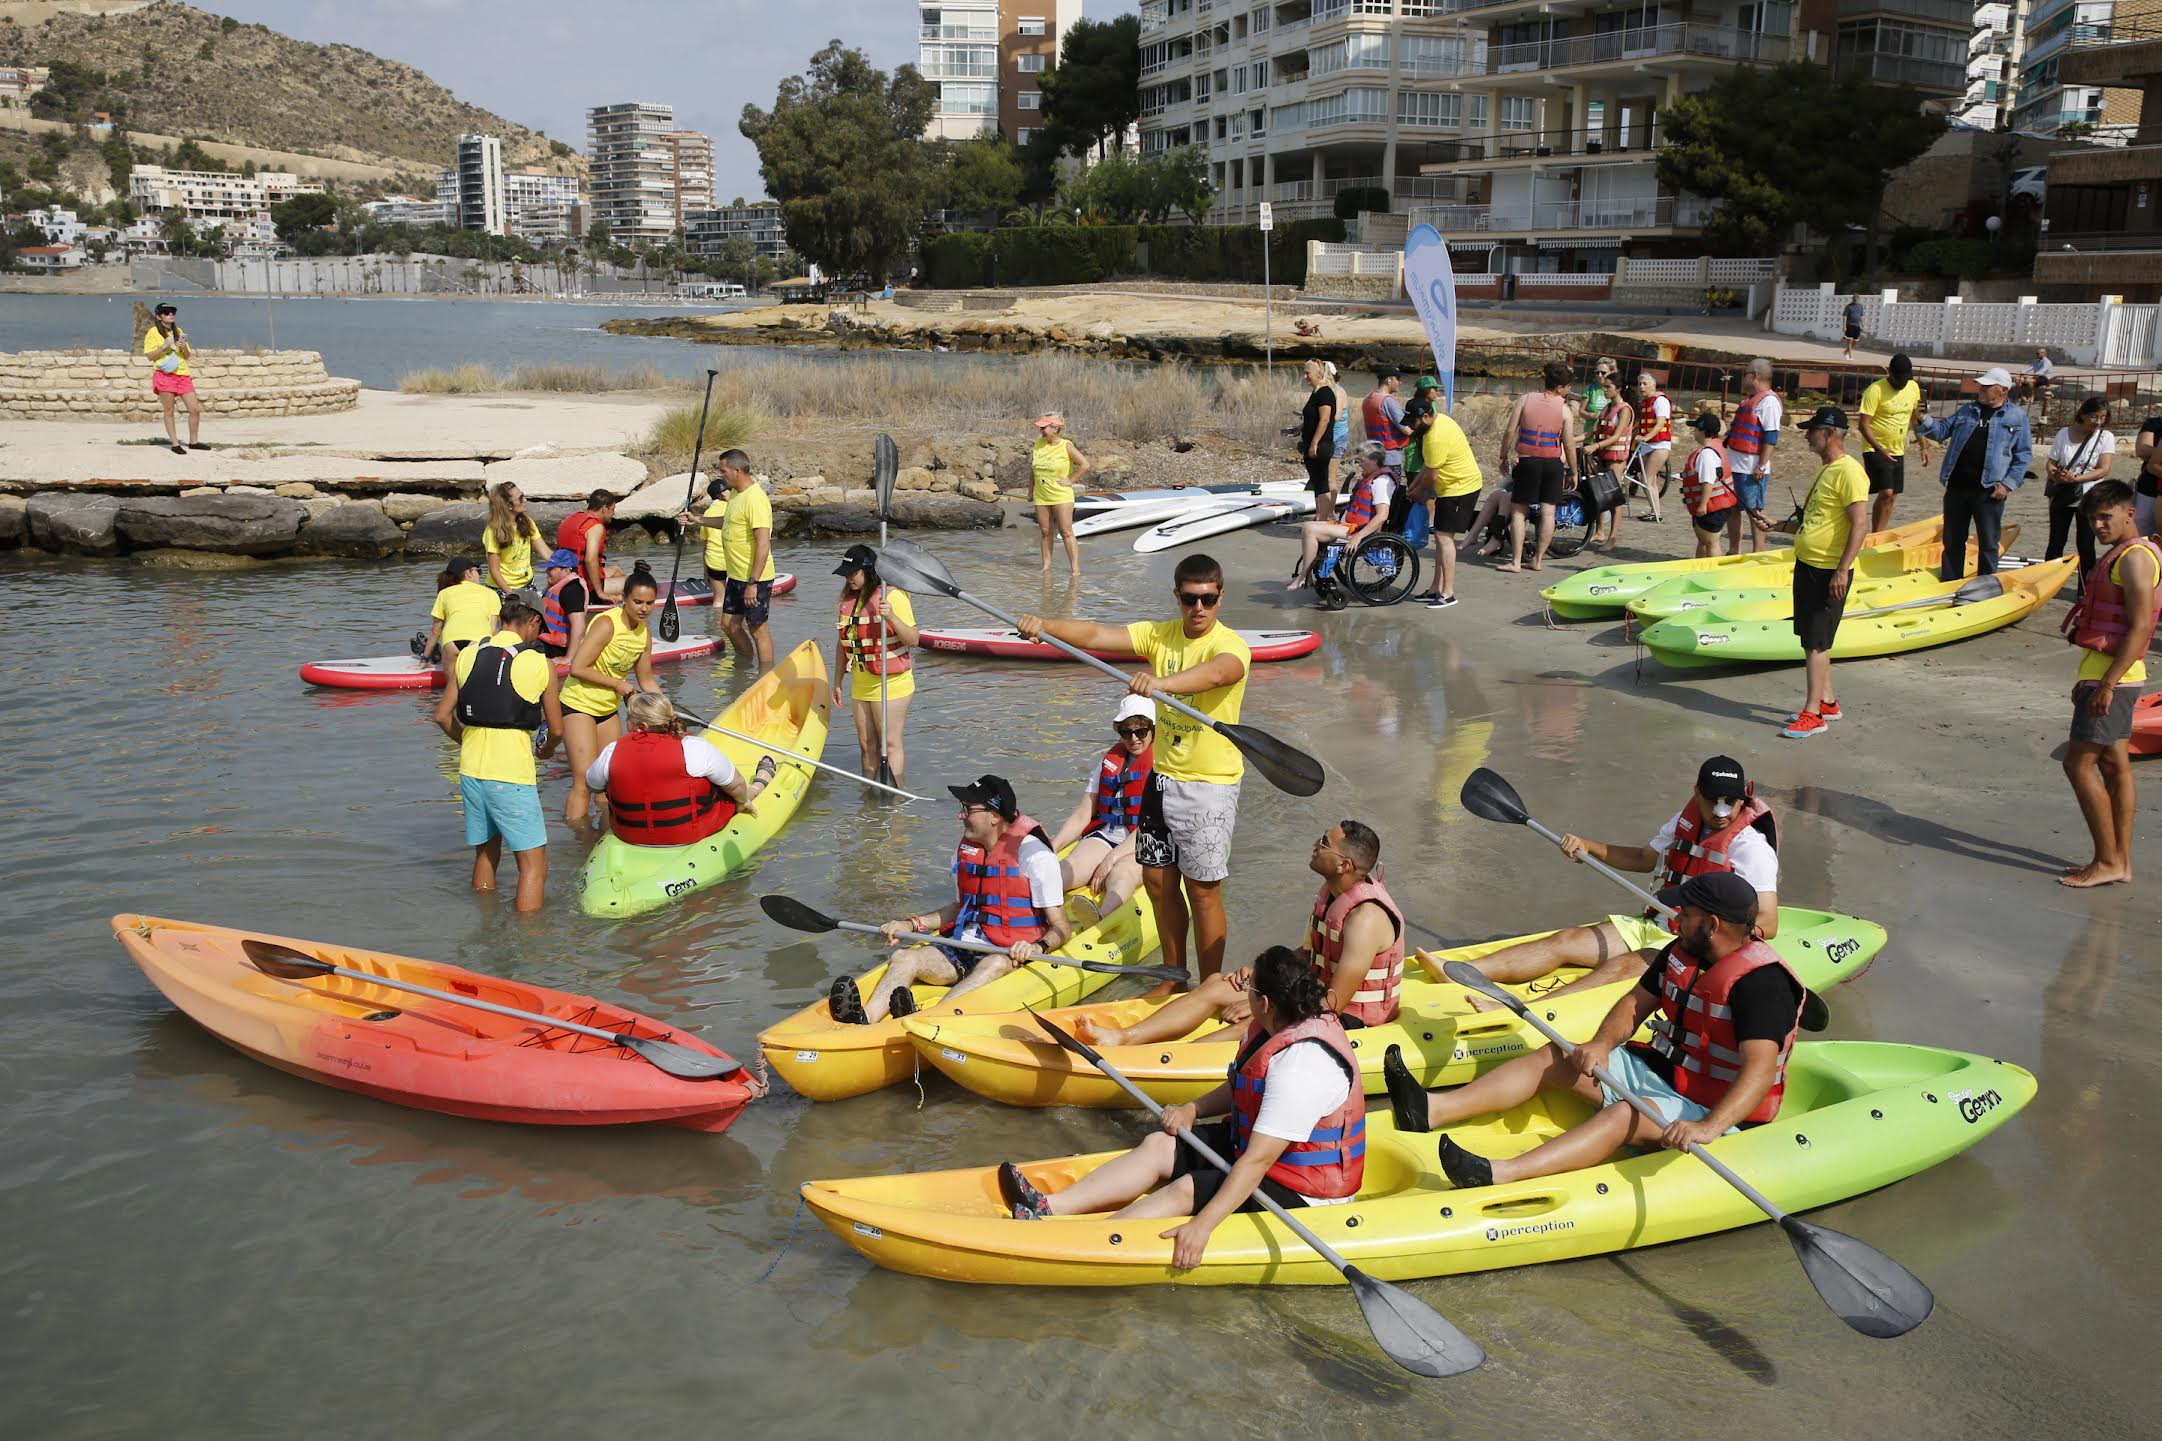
[1115,724,1154,738]
[957,803,996,816]
[1176,590,1221,609]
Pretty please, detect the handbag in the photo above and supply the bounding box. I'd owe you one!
[1582,466,1624,515]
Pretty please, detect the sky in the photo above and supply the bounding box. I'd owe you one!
[198,0,1132,201]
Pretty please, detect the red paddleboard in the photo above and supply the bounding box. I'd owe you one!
[581,573,796,613]
[300,633,720,690]
[916,627,1322,663]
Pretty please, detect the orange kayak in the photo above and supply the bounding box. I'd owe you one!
[2135,692,2162,758]
[112,914,756,1132]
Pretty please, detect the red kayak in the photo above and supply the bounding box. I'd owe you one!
[300,633,720,690]
[113,914,757,1133]
[2134,692,2162,758]
[581,572,797,614]
[917,627,1323,663]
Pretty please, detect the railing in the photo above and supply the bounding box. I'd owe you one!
[920,24,998,41]
[917,60,1000,80]
[1408,195,1720,232]
[1401,48,1489,78]
[1833,52,1965,91]
[1423,121,1665,164]
[1308,174,1461,199]
[2048,231,2162,253]
[1489,23,1789,74]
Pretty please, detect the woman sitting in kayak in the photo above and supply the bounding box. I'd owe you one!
[559,563,660,826]
[1000,945,1366,1267]
[584,692,774,847]
[422,557,501,670]
[1047,696,1154,919]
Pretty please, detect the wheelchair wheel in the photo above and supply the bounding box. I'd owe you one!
[1546,495,1592,559]
[1347,533,1421,606]
[1312,579,1351,610]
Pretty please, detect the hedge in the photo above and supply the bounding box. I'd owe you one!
[919,218,1345,290]
[1332,187,1389,220]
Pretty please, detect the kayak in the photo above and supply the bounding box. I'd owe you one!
[2135,692,2162,757]
[903,907,1883,1109]
[1133,494,1316,554]
[111,913,757,1132]
[299,633,720,690]
[1072,482,1298,516]
[802,1041,2032,1287]
[580,573,797,614]
[758,870,1163,1102]
[1074,484,1307,539]
[1626,528,2021,622]
[917,627,1322,664]
[1541,517,1943,619]
[1638,556,2076,667]
[576,639,831,918]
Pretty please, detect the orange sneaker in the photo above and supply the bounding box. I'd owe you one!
[1818,700,1843,721]
[1782,711,1828,739]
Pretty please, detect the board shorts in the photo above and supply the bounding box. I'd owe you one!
[1510,456,1568,506]
[460,776,547,853]
[1692,511,1730,534]
[1843,321,1862,341]
[152,370,196,396]
[2070,682,2138,745]
[1863,451,1904,495]
[1791,561,1847,652]
[1731,472,1769,511]
[723,577,773,626]
[1431,492,1479,534]
[1136,773,1239,884]
[1603,1045,1731,1130]
[1303,452,1336,494]
[1171,1120,1315,1212]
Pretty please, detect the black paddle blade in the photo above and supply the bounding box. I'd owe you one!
[1345,1267,1487,1378]
[1026,1006,1104,1065]
[875,759,898,788]
[873,538,960,599]
[759,894,838,934]
[1799,990,1831,1033]
[241,939,335,980]
[874,432,899,518]
[658,597,682,642]
[620,1034,744,1081]
[1954,574,2006,604]
[1220,722,1325,796]
[1459,767,1531,826]
[1440,959,1531,1017]
[1781,1216,1934,1338]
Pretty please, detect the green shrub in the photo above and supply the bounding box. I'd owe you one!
[919,218,1345,288]
[643,399,766,470]
[1902,238,1994,284]
[1332,187,1390,220]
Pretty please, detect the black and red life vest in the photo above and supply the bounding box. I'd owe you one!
[1305,876,1405,1027]
[1638,391,1673,446]
[1227,1015,1366,1199]
[1660,789,1776,891]
[2064,536,2162,656]
[606,731,734,848]
[1361,391,1408,452]
[950,814,1051,947]
[839,585,912,678]
[1086,742,1152,836]
[1635,938,1802,1125]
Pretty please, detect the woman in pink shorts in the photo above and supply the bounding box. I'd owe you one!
[143,303,203,454]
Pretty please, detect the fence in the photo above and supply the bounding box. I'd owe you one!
[1769,282,2162,368]
[1305,240,1403,299]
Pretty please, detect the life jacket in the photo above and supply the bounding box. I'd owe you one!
[1087,742,1152,836]
[950,814,1052,947]
[1728,390,1773,457]
[1682,440,1737,517]
[1361,391,1408,452]
[2064,537,2162,656]
[1590,398,1635,462]
[555,510,606,584]
[1660,788,1776,891]
[1228,1016,1366,1199]
[1342,473,1380,530]
[606,731,734,847]
[539,573,574,649]
[1305,877,1405,1027]
[1639,392,1673,446]
[839,585,912,678]
[454,638,544,730]
[1515,391,1567,459]
[1636,938,1802,1125]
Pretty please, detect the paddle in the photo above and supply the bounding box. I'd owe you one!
[1023,1007,1486,1379]
[658,367,719,643]
[1440,959,1933,1339]
[1845,573,2004,620]
[873,432,900,789]
[760,894,1190,985]
[1458,767,1829,1032]
[668,702,927,802]
[239,940,743,1082]
[873,538,1324,797]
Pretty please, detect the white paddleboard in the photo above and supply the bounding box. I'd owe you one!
[1072,481,1300,516]
[1073,483,1307,539]
[1132,494,1315,554]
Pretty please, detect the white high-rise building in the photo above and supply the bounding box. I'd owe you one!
[1960,2,2029,128]
[588,101,683,243]
[454,134,507,234]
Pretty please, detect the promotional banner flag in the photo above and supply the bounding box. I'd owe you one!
[1403,223,1458,411]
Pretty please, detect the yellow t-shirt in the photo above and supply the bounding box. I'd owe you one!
[143,325,189,377]
[2077,544,2159,685]
[431,579,502,645]
[453,630,552,786]
[1123,618,1251,785]
[722,484,777,583]
[481,522,535,590]
[1421,413,1485,499]
[1859,379,1921,458]
[699,496,729,572]
[1032,438,1077,506]
[843,588,917,702]
[1792,456,1871,569]
[560,606,651,717]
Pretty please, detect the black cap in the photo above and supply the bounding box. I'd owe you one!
[832,543,876,576]
[1796,405,1848,432]
[1696,755,1747,801]
[1689,412,1721,437]
[1888,352,1913,382]
[1375,365,1402,381]
[154,303,177,315]
[948,774,1019,820]
[1658,871,1760,927]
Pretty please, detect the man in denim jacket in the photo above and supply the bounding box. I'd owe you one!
[1915,366,2033,580]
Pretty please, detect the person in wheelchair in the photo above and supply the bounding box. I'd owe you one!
[1289,442,1394,591]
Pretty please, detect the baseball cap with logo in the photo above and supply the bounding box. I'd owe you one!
[1696,755,1748,817]
[948,774,1020,820]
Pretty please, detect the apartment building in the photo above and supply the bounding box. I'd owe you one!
[453,134,507,234]
[1960,1,2030,125]
[684,202,791,261]
[0,65,51,106]
[2032,20,2162,294]
[587,101,684,244]
[366,194,452,227]
[666,131,716,225]
[128,165,325,222]
[919,1,1078,144]
[2010,0,2156,139]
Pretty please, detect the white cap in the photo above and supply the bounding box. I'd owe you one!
[1114,696,1157,725]
[1976,367,2014,389]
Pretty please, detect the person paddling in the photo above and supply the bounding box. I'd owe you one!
[585,692,774,848]
[2059,479,2159,889]
[999,945,1366,1260]
[422,557,501,670]
[555,490,621,605]
[431,599,566,912]
[831,544,919,784]
[827,774,1072,1025]
[1048,696,1156,921]
[558,562,659,825]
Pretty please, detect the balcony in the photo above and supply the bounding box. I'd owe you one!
[1487,23,1790,77]
[1420,120,1666,167]
[1408,194,1720,234]
[2062,27,2162,87]
[1834,51,1965,92]
[2049,145,2162,185]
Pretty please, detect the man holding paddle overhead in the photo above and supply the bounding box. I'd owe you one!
[827,775,1072,1025]
[1019,554,1252,985]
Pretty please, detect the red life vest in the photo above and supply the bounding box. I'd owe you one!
[539,572,575,649]
[1682,440,1737,517]
[1361,391,1408,452]
[1305,877,1405,1027]
[2063,537,2162,656]
[1515,391,1567,459]
[1660,788,1775,890]
[1087,742,1152,836]
[1342,473,1380,530]
[1637,938,1802,1124]
[1590,398,1635,462]
[1728,391,1773,457]
[555,510,606,587]
[839,585,912,678]
[950,814,1051,947]
[1227,1015,1366,1199]
[1639,392,1673,446]
[606,731,734,847]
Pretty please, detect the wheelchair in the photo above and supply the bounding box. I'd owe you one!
[1310,532,1422,610]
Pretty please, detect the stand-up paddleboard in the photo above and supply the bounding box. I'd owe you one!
[300,634,721,691]
[1072,482,1297,516]
[1074,484,1307,539]
[916,627,1322,663]
[579,573,796,613]
[1133,494,1314,554]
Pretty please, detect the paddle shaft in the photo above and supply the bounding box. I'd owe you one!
[661,370,720,609]
[830,915,1081,964]
[272,959,708,1057]
[878,516,893,777]
[669,707,925,802]
[1524,815,1677,920]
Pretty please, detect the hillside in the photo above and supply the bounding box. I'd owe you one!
[0,1,582,178]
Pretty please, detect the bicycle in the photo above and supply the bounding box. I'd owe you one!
[1621,446,1677,521]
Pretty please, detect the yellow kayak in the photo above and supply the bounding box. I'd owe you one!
[802,1041,2033,1287]
[901,908,1884,1108]
[1626,522,2022,622]
[758,879,1162,1102]
[1542,516,1942,618]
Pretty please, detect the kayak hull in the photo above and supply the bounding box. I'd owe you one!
[1542,517,1943,618]
[576,640,830,918]
[916,627,1321,663]
[2134,692,2162,757]
[802,1041,2033,1286]
[1626,529,2019,622]
[903,908,1883,1108]
[300,633,719,691]
[112,914,755,1131]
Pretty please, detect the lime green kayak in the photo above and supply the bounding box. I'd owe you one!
[1541,516,1943,619]
[577,640,831,918]
[1626,523,2022,621]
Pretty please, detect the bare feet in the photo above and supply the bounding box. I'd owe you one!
[1495,562,1523,573]
[2059,862,2131,888]
[1071,1015,1127,1047]
[1285,576,1305,592]
[1463,992,1499,1014]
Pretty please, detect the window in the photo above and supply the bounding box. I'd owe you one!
[1501,96,1537,131]
[1397,90,1465,127]
[1016,53,1045,72]
[1251,6,1270,32]
[1018,16,1046,35]
[1017,91,1042,109]
[1015,127,1037,145]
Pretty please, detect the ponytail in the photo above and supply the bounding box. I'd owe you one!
[1249,945,1329,1025]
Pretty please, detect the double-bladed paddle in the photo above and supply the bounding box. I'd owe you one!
[1024,1007,1486,1379]
[1845,573,2004,619]
[1440,959,1933,1339]
[667,701,927,802]
[760,894,1189,986]
[873,538,1324,797]
[239,940,744,1082]
[872,432,901,790]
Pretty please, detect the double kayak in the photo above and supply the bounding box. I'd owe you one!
[1134,494,1316,554]
[576,639,831,918]
[903,908,1883,1109]
[916,627,1322,663]
[112,914,757,1131]
[1542,517,1943,619]
[803,1041,2033,1286]
[759,870,1163,1102]
[1639,556,2076,667]
[1626,527,2020,622]
[300,633,720,690]
[582,573,797,614]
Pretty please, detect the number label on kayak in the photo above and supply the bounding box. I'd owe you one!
[1956,1088,2003,1124]
[795,1050,820,1064]
[940,1048,969,1065]
[853,1222,884,1240]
